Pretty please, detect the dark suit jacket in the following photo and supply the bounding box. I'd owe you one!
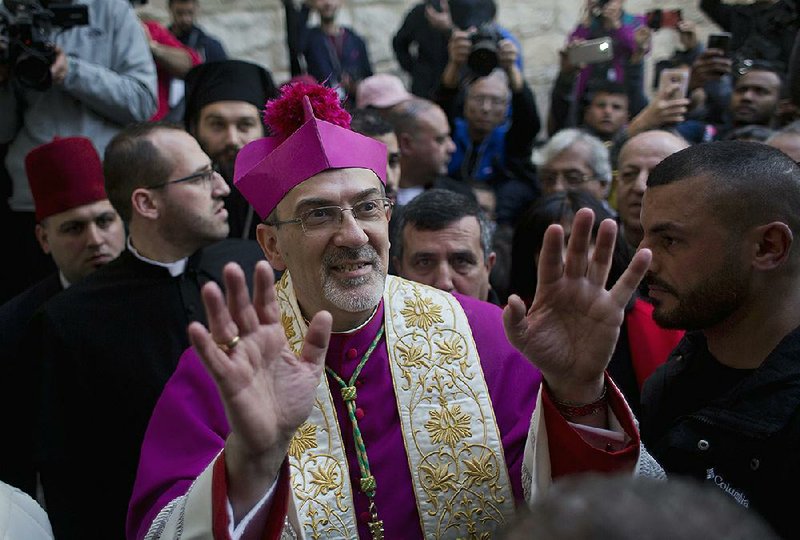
[31,240,264,540]
[0,273,63,495]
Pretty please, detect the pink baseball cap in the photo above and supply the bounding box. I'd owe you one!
[355,73,413,110]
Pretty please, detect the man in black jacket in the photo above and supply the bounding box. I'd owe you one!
[533,140,800,539]
[168,0,228,62]
[0,137,125,497]
[434,28,539,227]
[30,122,263,539]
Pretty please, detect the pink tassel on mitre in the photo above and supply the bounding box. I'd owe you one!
[263,82,351,141]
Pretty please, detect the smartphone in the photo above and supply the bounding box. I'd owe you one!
[658,67,690,99]
[645,9,682,30]
[707,32,732,55]
[567,37,614,66]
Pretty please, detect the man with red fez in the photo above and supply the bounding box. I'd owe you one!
[29,122,265,540]
[0,0,157,304]
[0,137,125,497]
[127,82,655,540]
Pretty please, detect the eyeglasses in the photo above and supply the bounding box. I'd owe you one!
[265,198,394,236]
[467,94,509,108]
[539,169,595,188]
[149,164,221,189]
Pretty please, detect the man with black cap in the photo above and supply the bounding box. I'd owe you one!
[0,137,126,498]
[184,60,278,239]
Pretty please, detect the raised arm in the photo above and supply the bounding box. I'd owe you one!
[503,208,651,428]
[188,261,331,523]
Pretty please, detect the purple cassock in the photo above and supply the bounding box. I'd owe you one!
[126,292,542,540]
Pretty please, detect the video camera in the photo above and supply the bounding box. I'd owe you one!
[468,23,502,77]
[0,0,88,90]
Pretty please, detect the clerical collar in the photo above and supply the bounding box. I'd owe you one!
[58,271,71,290]
[127,237,188,277]
[305,302,381,335]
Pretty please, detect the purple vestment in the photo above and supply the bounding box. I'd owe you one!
[126,293,541,540]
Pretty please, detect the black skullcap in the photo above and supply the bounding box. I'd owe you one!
[183,60,278,130]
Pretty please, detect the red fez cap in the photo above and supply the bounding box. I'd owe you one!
[25,137,107,222]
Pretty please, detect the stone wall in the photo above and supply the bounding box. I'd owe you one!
[144,0,732,135]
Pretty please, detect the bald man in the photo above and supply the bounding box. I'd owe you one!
[765,121,800,162]
[615,130,689,248]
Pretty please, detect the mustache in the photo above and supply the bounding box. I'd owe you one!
[642,274,677,295]
[211,145,241,164]
[643,274,677,295]
[323,245,380,268]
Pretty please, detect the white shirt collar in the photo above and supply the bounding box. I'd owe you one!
[127,237,188,277]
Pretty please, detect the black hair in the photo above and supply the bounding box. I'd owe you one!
[392,188,493,263]
[647,141,800,237]
[104,122,184,222]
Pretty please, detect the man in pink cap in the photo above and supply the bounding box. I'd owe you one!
[128,83,652,539]
[355,73,413,113]
[0,136,125,499]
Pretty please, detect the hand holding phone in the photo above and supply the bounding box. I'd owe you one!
[567,37,614,66]
[707,32,732,56]
[658,67,689,99]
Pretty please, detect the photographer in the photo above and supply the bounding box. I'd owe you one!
[0,0,157,303]
[435,26,539,232]
[282,0,373,107]
[392,0,521,99]
[558,0,648,131]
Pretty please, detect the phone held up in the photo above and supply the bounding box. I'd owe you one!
[707,32,732,55]
[657,67,690,99]
[645,9,682,30]
[567,37,614,66]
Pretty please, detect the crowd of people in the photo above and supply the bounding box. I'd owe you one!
[1,0,800,538]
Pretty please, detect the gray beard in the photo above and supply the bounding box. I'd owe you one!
[320,246,385,313]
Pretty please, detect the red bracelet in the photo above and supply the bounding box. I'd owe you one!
[552,384,608,419]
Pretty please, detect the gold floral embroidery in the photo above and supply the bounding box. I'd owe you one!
[309,462,340,497]
[400,293,444,331]
[288,422,318,459]
[435,335,465,364]
[420,462,458,493]
[386,278,515,538]
[397,342,429,369]
[424,404,472,447]
[281,312,296,342]
[463,453,497,488]
[397,341,429,389]
[454,494,492,540]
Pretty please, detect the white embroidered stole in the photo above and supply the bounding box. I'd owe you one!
[277,273,358,540]
[383,277,515,538]
[278,273,514,539]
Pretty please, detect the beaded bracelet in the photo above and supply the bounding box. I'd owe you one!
[552,384,608,419]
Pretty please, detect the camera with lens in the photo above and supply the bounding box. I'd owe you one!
[0,0,88,90]
[468,23,502,77]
